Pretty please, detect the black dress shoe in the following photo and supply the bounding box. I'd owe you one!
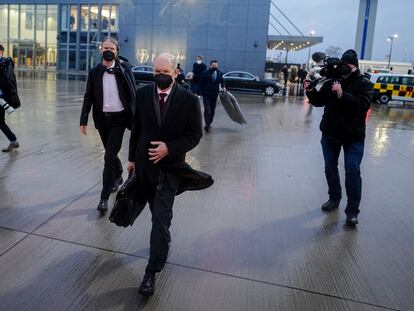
[204,126,210,132]
[138,273,155,297]
[321,200,340,211]
[97,200,108,213]
[2,142,19,152]
[346,216,358,226]
[111,176,123,193]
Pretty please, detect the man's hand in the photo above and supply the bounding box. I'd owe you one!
[332,81,343,98]
[80,125,88,135]
[148,141,169,164]
[127,161,135,173]
[303,80,312,90]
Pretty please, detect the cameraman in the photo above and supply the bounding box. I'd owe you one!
[0,44,21,152]
[304,49,372,226]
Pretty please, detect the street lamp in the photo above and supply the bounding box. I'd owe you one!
[307,30,315,70]
[387,33,398,70]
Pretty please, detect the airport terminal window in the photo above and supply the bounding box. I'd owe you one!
[110,6,118,32]
[90,6,99,31]
[0,5,8,54]
[47,5,58,68]
[69,5,78,31]
[101,5,110,33]
[61,5,69,31]
[35,5,47,68]
[80,6,89,32]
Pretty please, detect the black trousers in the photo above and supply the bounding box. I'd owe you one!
[0,108,17,142]
[145,171,181,275]
[98,112,126,200]
[202,94,218,128]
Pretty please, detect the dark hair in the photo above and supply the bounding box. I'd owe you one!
[197,55,204,60]
[210,60,218,65]
[101,37,120,53]
[0,44,4,52]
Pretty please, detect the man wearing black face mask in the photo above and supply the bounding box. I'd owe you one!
[200,60,224,132]
[304,49,372,226]
[128,53,212,297]
[80,37,136,213]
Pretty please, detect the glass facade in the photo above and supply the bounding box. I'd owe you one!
[0,4,118,71]
[0,4,57,69]
[59,4,118,70]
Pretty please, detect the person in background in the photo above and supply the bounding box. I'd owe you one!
[304,49,372,226]
[0,44,21,152]
[191,55,207,95]
[80,37,136,213]
[200,60,224,132]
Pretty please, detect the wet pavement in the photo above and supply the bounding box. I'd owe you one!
[0,76,414,311]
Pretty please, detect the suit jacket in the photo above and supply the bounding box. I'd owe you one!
[80,59,136,129]
[129,82,213,194]
[200,68,224,96]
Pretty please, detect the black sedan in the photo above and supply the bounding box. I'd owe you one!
[223,71,281,96]
[131,65,153,84]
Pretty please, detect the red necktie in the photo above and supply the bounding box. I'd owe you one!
[159,93,167,114]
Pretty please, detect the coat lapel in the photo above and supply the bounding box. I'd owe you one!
[160,84,180,132]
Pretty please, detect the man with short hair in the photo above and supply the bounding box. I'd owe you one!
[200,60,224,132]
[128,53,212,297]
[0,44,21,152]
[80,37,136,212]
[304,49,372,226]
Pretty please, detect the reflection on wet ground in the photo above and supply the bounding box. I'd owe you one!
[0,76,413,310]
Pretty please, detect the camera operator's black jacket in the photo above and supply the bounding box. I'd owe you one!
[80,58,136,130]
[0,57,21,109]
[306,69,372,143]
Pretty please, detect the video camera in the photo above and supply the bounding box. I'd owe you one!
[305,52,349,93]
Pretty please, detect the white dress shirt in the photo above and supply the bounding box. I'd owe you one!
[102,62,124,112]
[157,84,173,102]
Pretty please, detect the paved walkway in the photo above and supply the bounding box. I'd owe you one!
[0,77,413,310]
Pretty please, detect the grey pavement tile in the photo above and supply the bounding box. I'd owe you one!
[1,78,414,310]
[0,235,388,311]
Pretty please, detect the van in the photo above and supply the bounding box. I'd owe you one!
[370,73,414,105]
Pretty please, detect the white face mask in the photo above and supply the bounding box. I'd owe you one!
[196,60,202,64]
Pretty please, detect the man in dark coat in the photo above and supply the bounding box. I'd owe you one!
[200,60,225,132]
[0,44,21,152]
[304,49,372,226]
[80,37,136,212]
[127,53,212,297]
[190,55,207,95]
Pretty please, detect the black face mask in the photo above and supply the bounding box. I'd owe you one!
[103,50,115,62]
[154,73,173,90]
[339,64,353,77]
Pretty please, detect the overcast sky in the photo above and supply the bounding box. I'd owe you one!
[269,0,414,64]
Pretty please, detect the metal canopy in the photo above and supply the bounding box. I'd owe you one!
[268,35,324,52]
[267,1,323,52]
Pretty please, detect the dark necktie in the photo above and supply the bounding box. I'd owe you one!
[159,93,167,114]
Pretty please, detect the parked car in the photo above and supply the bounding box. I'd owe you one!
[223,71,281,96]
[370,73,414,105]
[131,65,153,84]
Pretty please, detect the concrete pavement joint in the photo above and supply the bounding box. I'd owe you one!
[0,226,400,311]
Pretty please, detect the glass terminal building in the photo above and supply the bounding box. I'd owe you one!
[0,1,271,76]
